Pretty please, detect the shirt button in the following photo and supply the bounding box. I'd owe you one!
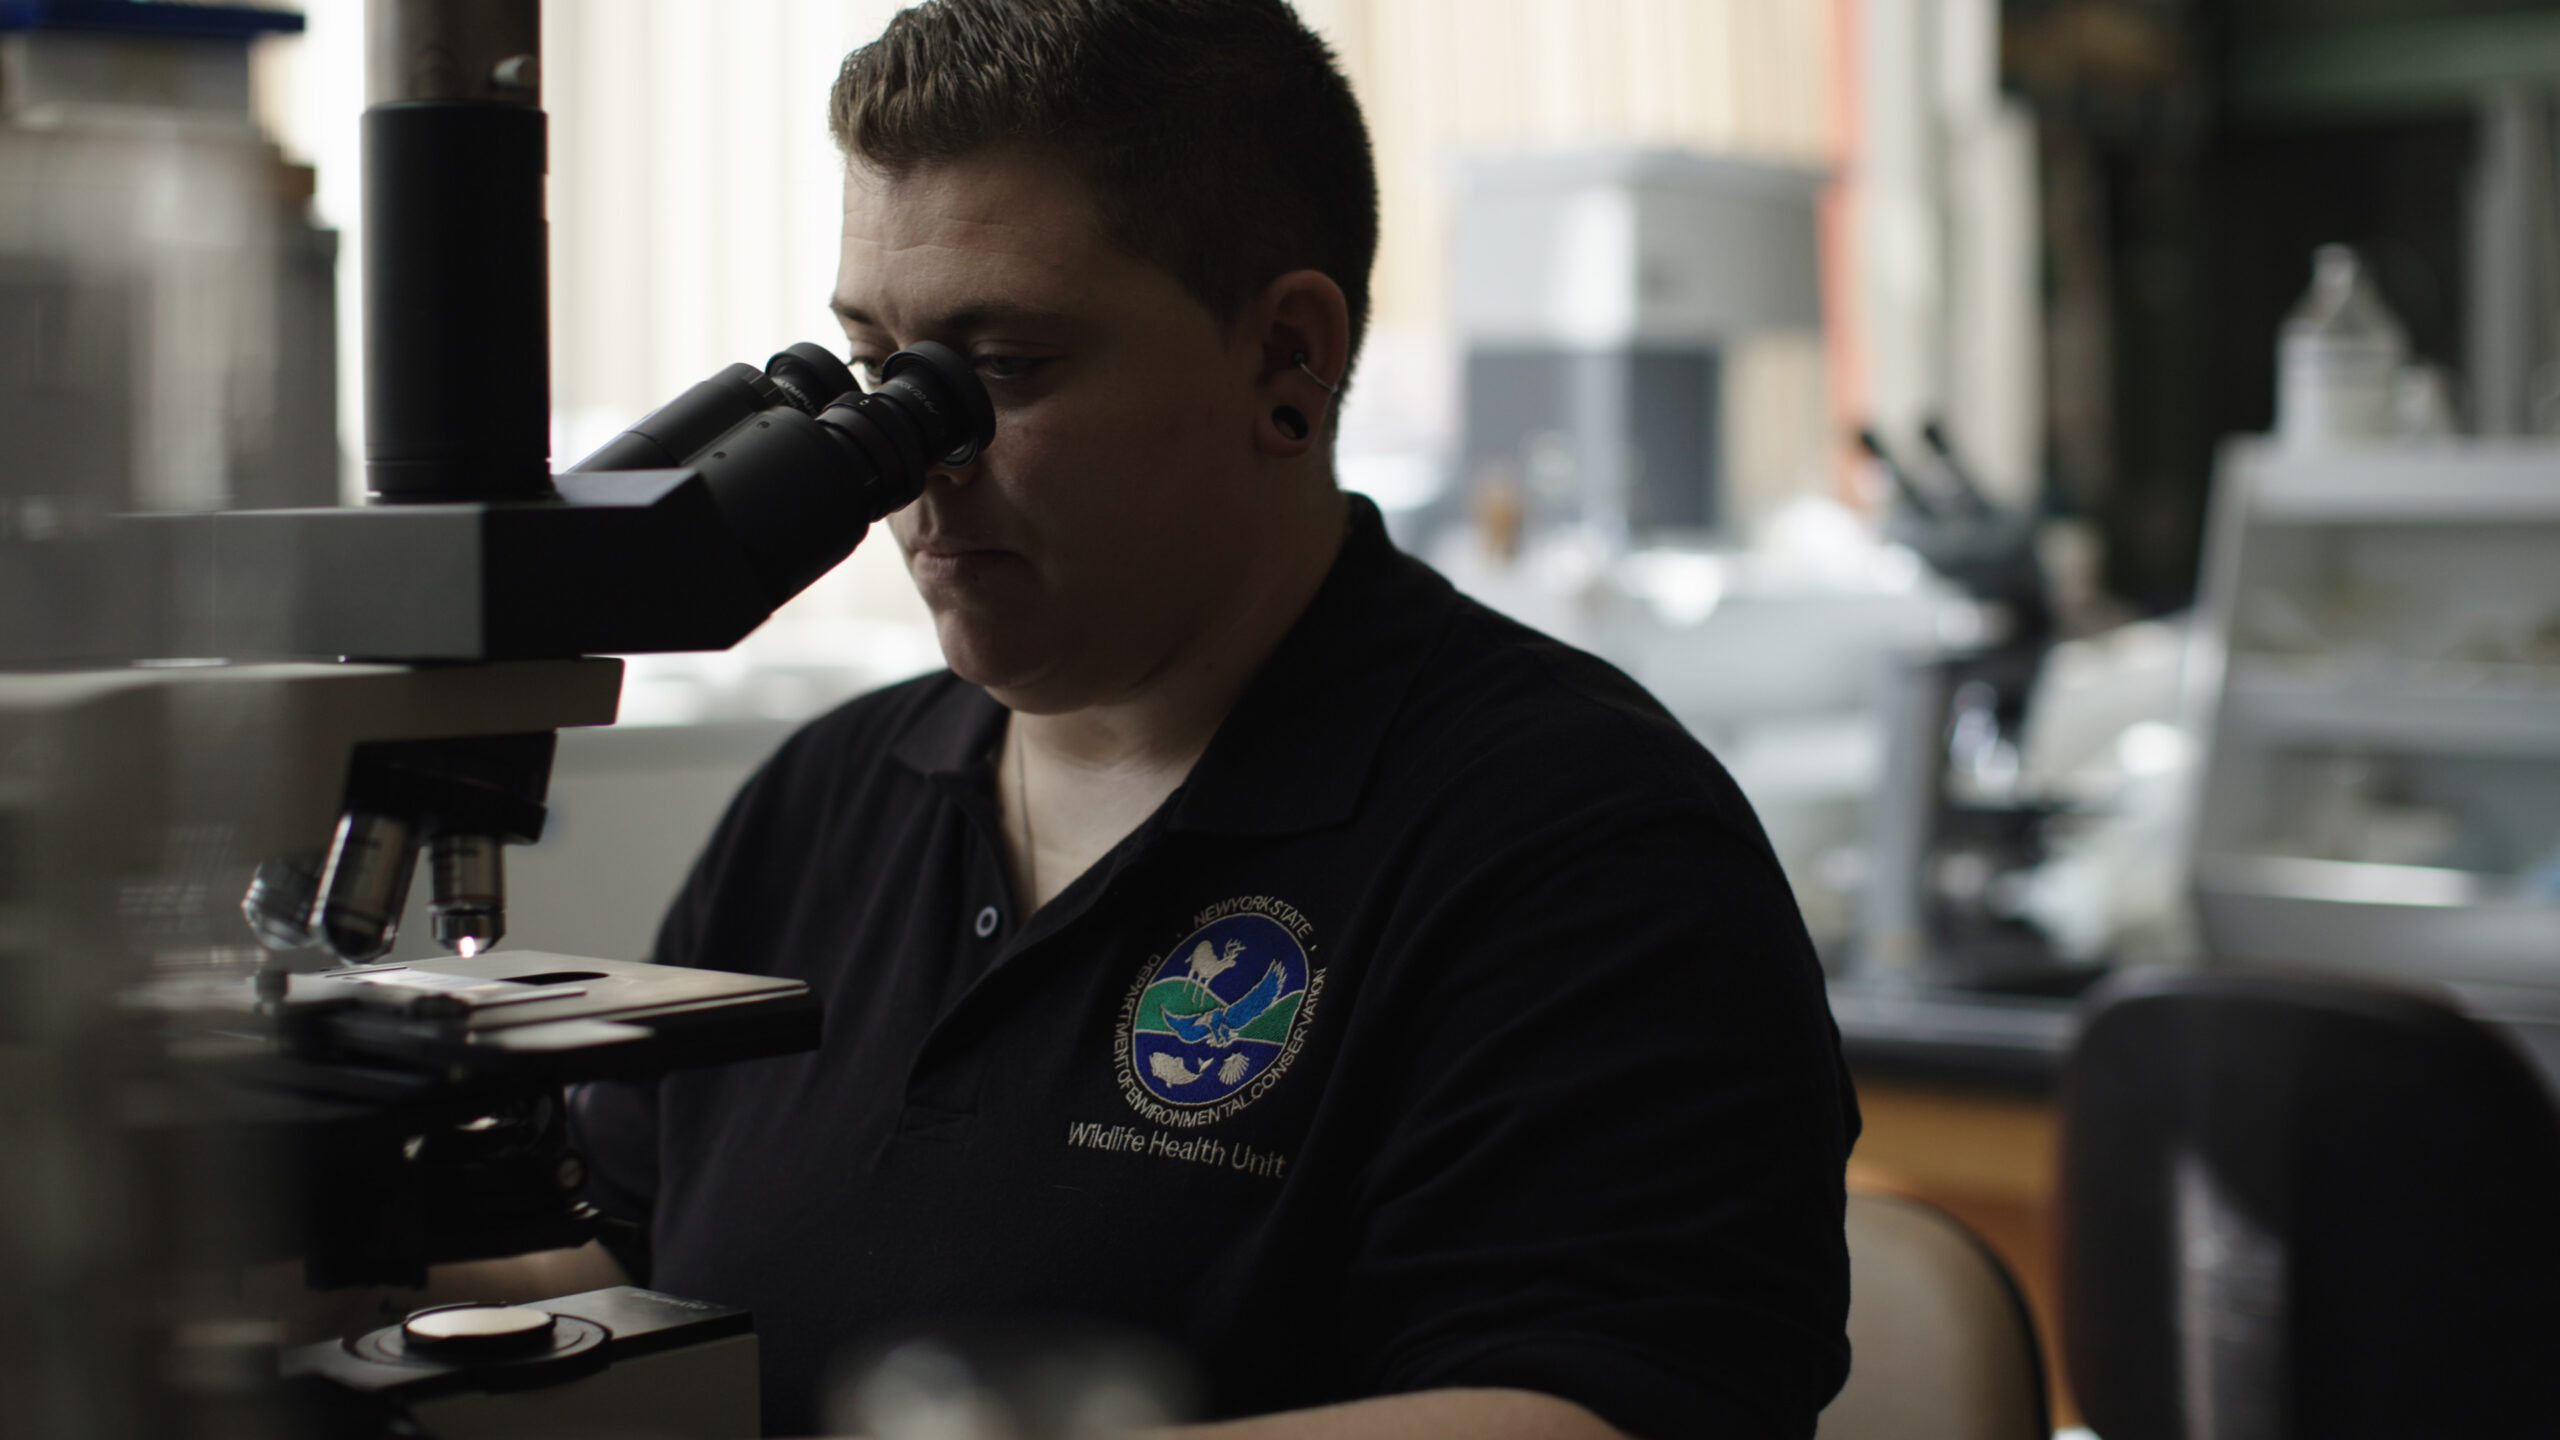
[974,905,1000,939]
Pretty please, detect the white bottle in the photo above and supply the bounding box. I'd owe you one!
[2276,245,2408,447]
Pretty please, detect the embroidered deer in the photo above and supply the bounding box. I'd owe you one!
[1184,938,1246,996]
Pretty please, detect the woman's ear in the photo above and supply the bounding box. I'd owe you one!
[1249,269,1351,458]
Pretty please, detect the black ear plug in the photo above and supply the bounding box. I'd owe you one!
[1273,405,1310,441]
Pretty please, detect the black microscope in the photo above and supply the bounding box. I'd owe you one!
[0,2,989,1435]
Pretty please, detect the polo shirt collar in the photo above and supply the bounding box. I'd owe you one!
[886,494,1452,839]
[1168,494,1448,838]
[888,670,1006,778]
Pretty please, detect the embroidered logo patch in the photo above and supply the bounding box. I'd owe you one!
[1115,896,1323,1128]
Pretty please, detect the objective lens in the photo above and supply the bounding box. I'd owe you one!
[428,832,506,957]
[311,811,421,963]
[241,852,325,951]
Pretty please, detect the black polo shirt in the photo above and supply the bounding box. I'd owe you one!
[571,497,1858,1439]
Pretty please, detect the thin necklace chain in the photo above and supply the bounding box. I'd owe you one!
[1011,715,1037,908]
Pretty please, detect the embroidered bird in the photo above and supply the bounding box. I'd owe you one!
[1149,1053,1211,1086]
[1184,938,1245,994]
[1163,959,1287,1049]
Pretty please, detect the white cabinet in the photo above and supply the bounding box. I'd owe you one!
[2189,439,2560,987]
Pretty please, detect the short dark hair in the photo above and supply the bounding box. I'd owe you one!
[830,0,1379,382]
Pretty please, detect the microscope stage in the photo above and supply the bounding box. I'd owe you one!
[275,952,820,1083]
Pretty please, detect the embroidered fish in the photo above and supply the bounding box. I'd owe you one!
[1163,959,1287,1049]
[1149,1053,1211,1086]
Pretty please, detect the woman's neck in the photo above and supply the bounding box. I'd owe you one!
[996,488,1346,911]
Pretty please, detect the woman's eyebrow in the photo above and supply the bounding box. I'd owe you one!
[827,296,1068,336]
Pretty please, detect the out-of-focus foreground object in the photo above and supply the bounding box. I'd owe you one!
[0,1,992,1435]
[0,0,334,658]
[1816,1191,2047,1440]
[2058,970,2560,1439]
[826,1324,1194,1440]
[0,0,334,511]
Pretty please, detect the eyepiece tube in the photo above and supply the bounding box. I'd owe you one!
[808,341,996,519]
[764,343,859,417]
[564,340,994,610]
[565,363,779,474]
[878,341,997,467]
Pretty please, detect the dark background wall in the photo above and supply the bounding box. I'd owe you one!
[2003,0,2551,614]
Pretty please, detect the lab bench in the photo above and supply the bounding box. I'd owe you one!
[1830,982,2078,1426]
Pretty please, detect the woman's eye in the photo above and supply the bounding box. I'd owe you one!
[848,356,886,391]
[976,353,1045,380]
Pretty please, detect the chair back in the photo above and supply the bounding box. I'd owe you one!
[1817,1190,2048,1440]
[2058,970,2560,1439]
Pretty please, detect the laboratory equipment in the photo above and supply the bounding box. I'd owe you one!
[0,0,337,669]
[0,0,336,515]
[1856,424,2071,991]
[2276,245,2410,448]
[2186,436,2560,989]
[1448,147,1824,548]
[287,1287,761,1439]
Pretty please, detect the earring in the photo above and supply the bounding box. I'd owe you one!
[1273,405,1310,441]
[1290,351,1339,396]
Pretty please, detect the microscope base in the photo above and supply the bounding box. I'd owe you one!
[287,1286,759,1439]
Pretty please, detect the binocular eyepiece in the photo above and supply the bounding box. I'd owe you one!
[571,340,996,604]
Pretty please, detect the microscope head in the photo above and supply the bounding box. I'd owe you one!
[234,336,993,968]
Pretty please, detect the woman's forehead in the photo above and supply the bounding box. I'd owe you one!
[841,154,1092,275]
[834,150,1200,342]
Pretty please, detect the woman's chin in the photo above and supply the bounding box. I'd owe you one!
[931,617,1058,698]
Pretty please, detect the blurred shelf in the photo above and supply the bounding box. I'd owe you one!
[2195,441,2560,986]
[2234,11,2560,120]
[2223,655,2560,754]
[2197,853,2560,988]
[2227,438,2560,524]
[2198,852,2513,908]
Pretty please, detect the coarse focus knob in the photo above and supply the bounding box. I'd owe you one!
[399,1303,557,1359]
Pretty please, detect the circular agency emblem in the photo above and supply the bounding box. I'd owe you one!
[1119,905,1319,1120]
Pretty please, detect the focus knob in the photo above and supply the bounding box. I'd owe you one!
[399,1303,558,1360]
